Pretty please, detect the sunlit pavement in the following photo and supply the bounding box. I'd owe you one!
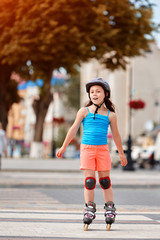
[0,158,160,239]
[0,208,160,239]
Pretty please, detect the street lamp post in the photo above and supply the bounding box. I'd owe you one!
[123,61,135,171]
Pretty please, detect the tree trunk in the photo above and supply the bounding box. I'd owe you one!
[32,65,54,143]
[33,89,53,142]
[30,85,53,158]
[29,66,54,158]
[0,63,14,130]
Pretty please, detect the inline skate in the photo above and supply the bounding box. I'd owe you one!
[83,201,96,231]
[104,201,116,231]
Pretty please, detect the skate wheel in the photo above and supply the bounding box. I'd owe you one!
[106,224,111,231]
[84,224,88,231]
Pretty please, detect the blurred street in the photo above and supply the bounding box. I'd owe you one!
[0,0,160,239]
[0,158,160,239]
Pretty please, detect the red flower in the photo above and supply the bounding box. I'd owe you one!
[53,117,65,124]
[129,99,146,109]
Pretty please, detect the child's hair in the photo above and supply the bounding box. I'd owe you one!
[85,98,115,112]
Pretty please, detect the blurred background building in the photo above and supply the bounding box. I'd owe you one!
[81,42,160,140]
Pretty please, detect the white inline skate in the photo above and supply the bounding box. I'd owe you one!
[104,201,116,231]
[83,201,96,231]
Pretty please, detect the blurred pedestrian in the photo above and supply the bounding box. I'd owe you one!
[56,78,127,230]
[0,122,7,170]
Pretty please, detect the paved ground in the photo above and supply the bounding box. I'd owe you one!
[0,209,160,239]
[1,158,160,188]
[0,158,160,239]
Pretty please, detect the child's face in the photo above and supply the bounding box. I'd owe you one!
[90,85,105,105]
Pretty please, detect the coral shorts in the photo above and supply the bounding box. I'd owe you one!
[80,144,111,171]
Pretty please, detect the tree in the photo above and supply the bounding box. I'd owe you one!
[0,0,21,129]
[0,63,20,129]
[0,0,156,140]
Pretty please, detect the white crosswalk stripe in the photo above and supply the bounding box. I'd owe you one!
[0,209,159,239]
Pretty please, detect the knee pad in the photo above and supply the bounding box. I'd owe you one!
[85,177,96,190]
[99,177,111,189]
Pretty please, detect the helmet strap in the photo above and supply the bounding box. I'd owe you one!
[92,101,104,120]
[89,94,105,119]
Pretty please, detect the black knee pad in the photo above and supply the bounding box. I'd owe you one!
[99,177,111,189]
[85,177,96,190]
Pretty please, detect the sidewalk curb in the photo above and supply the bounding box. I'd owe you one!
[0,183,159,189]
[0,169,80,173]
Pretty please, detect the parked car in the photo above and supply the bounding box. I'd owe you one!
[138,145,156,169]
[111,145,141,168]
[154,132,160,163]
[111,132,160,169]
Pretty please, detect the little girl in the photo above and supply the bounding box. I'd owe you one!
[56,77,127,231]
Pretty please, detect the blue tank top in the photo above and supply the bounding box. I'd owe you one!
[81,107,110,145]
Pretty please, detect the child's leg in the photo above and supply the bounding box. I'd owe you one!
[98,170,116,230]
[98,170,113,202]
[83,169,96,203]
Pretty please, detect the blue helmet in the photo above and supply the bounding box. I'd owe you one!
[86,78,111,98]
